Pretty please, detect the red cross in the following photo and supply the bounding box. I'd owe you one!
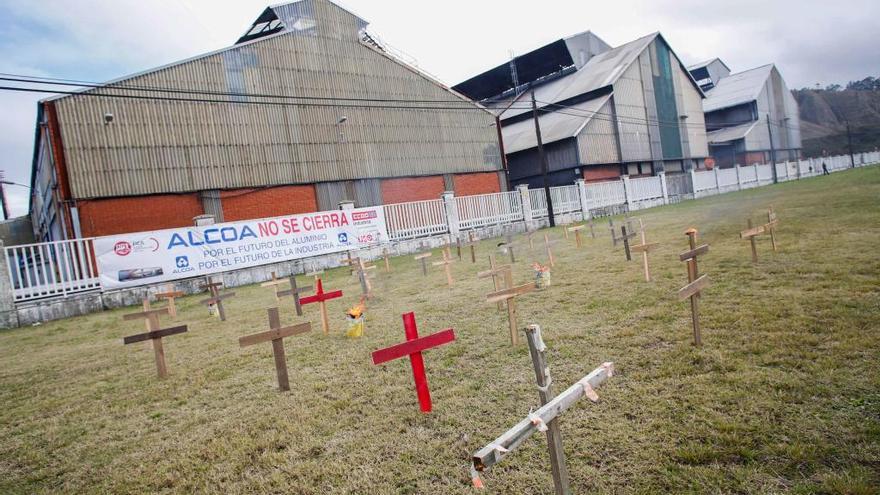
[300,278,343,334]
[371,312,456,413]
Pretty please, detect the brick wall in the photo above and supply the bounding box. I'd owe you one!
[583,165,621,182]
[221,185,317,222]
[452,172,501,196]
[78,193,204,237]
[380,176,446,204]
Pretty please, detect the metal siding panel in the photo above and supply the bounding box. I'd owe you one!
[54,0,502,200]
[613,62,652,162]
[577,98,620,164]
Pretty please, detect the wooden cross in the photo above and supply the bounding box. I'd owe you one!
[199,278,236,321]
[543,234,556,268]
[609,217,636,247]
[615,225,638,261]
[155,286,184,318]
[486,279,536,346]
[382,248,392,272]
[478,256,512,311]
[454,238,463,261]
[679,228,711,346]
[461,231,479,263]
[414,252,433,277]
[260,271,286,301]
[238,307,311,392]
[342,250,356,274]
[300,277,343,334]
[353,258,377,298]
[587,217,596,239]
[276,275,313,316]
[629,219,660,281]
[371,311,456,413]
[740,207,779,263]
[498,234,516,263]
[566,225,586,248]
[123,306,186,379]
[432,247,456,287]
[471,354,615,493]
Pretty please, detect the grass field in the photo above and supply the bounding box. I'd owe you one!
[1,168,879,494]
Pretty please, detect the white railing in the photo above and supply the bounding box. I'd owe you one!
[456,191,523,230]
[383,199,448,241]
[693,170,717,192]
[584,180,626,209]
[6,238,101,302]
[628,176,663,201]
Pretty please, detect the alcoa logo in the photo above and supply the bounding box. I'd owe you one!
[176,256,190,268]
[114,241,132,256]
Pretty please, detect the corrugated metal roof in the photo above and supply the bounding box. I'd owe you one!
[501,94,612,153]
[703,64,773,113]
[707,121,758,144]
[498,33,659,121]
[687,57,730,72]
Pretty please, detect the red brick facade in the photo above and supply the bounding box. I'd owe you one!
[380,176,446,204]
[221,185,317,222]
[453,172,501,196]
[78,193,204,237]
[583,165,621,183]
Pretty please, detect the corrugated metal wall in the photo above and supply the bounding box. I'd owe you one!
[613,62,652,162]
[576,98,619,164]
[679,66,709,158]
[315,178,382,210]
[53,0,502,200]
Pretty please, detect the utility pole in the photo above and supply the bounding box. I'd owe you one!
[532,90,555,227]
[0,171,8,221]
[766,115,778,184]
[846,120,856,168]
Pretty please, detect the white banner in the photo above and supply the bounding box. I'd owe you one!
[95,207,388,290]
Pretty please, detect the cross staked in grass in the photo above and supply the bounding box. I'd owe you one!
[155,286,184,318]
[486,278,536,346]
[238,307,310,392]
[678,228,710,346]
[371,312,455,413]
[740,207,780,263]
[275,275,313,317]
[199,278,235,321]
[122,306,186,379]
[629,218,660,282]
[432,247,456,287]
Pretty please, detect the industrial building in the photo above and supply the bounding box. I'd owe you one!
[454,31,710,188]
[29,0,503,241]
[688,59,802,167]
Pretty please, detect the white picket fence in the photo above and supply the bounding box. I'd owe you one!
[6,152,879,303]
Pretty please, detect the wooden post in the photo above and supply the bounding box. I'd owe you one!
[123,306,185,379]
[350,258,377,298]
[461,231,478,264]
[415,252,432,277]
[566,225,585,248]
[371,312,456,413]
[748,219,759,262]
[679,229,710,346]
[622,226,632,261]
[199,278,235,322]
[299,278,343,334]
[486,281,536,345]
[499,234,516,263]
[524,325,570,495]
[276,276,313,317]
[767,207,778,251]
[588,217,595,239]
[155,288,184,318]
[238,307,311,392]
[629,219,659,282]
[260,272,287,301]
[478,255,509,311]
[382,248,391,272]
[455,238,463,261]
[544,234,556,268]
[471,362,615,490]
[432,247,456,287]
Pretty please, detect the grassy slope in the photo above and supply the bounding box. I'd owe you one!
[1,168,878,494]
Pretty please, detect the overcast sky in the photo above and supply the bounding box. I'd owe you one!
[1,0,877,218]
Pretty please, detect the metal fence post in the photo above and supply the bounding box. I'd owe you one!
[622,175,632,206]
[574,179,592,219]
[441,191,459,238]
[0,241,19,328]
[735,165,743,189]
[713,167,721,193]
[658,172,669,204]
[689,168,698,197]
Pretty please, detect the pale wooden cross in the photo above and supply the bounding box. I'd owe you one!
[679,228,711,346]
[300,278,343,334]
[414,252,433,277]
[353,257,377,298]
[566,225,586,248]
[199,278,236,321]
[122,306,186,379]
[740,207,779,263]
[471,345,614,494]
[543,234,557,268]
[382,247,392,272]
[276,275,314,316]
[432,247,456,287]
[260,271,285,301]
[238,307,311,392]
[629,219,660,281]
[155,285,184,318]
[477,255,512,311]
[486,278,536,345]
[342,250,356,275]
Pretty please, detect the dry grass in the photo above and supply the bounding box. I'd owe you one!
[1,168,879,494]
